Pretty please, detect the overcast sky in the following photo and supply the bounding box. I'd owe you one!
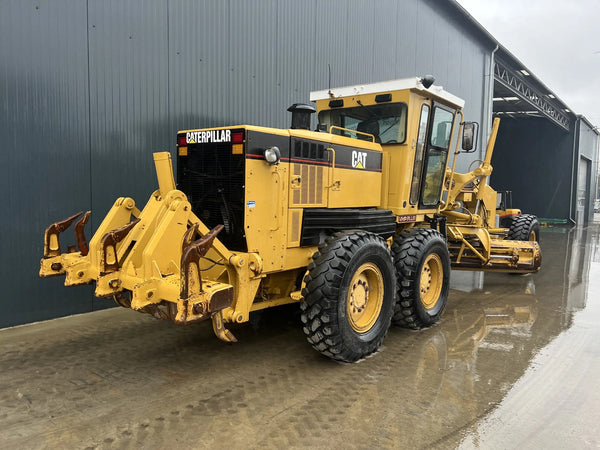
[456,0,600,128]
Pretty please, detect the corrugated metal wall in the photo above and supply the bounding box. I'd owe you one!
[492,118,574,221]
[492,117,599,223]
[0,1,97,326]
[576,120,599,223]
[0,0,492,328]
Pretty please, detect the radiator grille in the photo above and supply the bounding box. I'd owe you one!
[290,210,301,244]
[177,143,247,251]
[291,163,324,206]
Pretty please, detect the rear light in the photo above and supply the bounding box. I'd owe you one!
[177,134,187,146]
[232,131,244,144]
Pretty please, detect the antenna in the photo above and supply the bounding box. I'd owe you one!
[328,64,333,98]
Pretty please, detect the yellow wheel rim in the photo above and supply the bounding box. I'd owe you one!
[529,229,537,241]
[420,254,443,310]
[347,262,384,333]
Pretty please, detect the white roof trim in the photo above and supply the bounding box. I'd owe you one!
[310,77,465,109]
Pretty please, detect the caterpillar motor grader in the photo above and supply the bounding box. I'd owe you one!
[40,76,541,362]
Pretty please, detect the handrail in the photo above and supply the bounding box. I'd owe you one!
[325,147,337,189]
[329,125,375,142]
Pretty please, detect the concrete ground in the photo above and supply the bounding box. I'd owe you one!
[1,223,599,449]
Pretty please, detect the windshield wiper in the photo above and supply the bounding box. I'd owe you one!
[356,100,382,121]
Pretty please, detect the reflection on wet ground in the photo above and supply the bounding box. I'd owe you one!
[456,223,600,448]
[0,224,599,448]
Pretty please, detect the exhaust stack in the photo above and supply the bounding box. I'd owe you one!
[287,103,316,130]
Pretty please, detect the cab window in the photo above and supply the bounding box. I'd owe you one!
[318,103,408,144]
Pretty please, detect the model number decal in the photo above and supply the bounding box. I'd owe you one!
[187,129,231,144]
[397,215,417,223]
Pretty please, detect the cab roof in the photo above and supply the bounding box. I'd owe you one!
[310,77,465,109]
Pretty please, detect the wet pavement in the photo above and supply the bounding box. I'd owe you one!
[1,223,599,449]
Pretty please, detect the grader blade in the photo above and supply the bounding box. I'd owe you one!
[449,238,541,273]
[487,239,542,273]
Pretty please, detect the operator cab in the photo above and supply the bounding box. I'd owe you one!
[311,77,470,215]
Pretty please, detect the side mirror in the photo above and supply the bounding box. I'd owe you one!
[462,122,478,152]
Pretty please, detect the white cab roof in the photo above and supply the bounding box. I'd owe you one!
[310,77,465,109]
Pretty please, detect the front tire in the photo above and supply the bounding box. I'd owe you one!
[508,214,540,242]
[300,231,396,362]
[392,228,450,329]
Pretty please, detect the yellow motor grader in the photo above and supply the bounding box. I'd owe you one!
[40,76,541,362]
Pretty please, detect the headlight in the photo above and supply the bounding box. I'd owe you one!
[264,146,281,165]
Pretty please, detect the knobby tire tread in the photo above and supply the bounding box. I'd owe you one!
[391,228,449,330]
[507,214,539,242]
[300,231,394,362]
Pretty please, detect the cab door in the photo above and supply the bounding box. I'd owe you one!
[417,103,456,208]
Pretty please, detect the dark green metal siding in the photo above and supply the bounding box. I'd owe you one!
[0,1,98,326]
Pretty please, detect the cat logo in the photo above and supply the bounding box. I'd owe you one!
[352,150,367,169]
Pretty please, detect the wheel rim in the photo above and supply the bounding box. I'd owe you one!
[346,262,384,333]
[529,229,537,241]
[420,254,443,310]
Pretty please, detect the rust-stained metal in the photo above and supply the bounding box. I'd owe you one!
[141,302,178,321]
[180,224,224,301]
[39,154,249,346]
[210,287,234,312]
[181,221,199,250]
[176,223,236,340]
[183,286,235,320]
[100,219,141,274]
[212,310,237,343]
[43,212,83,258]
[113,291,132,308]
[74,211,91,256]
[173,299,189,324]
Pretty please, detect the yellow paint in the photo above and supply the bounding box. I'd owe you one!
[346,262,384,333]
[244,159,289,271]
[420,254,443,309]
[41,81,542,347]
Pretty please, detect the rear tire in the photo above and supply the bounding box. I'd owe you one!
[300,231,396,362]
[391,228,450,329]
[508,214,540,242]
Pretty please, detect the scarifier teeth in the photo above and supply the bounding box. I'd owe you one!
[100,219,141,274]
[74,211,91,256]
[43,211,83,258]
[180,224,224,301]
